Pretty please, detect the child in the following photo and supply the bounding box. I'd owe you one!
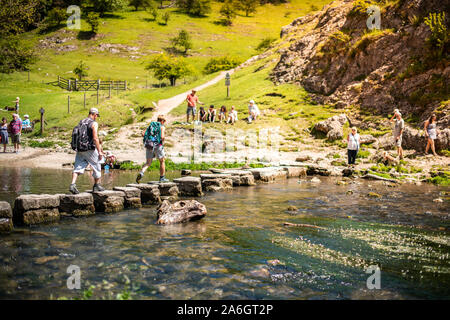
[227,106,238,125]
[199,107,208,122]
[219,105,227,123]
[208,105,216,123]
[0,117,8,152]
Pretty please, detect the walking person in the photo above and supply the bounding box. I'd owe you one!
[424,114,438,156]
[186,89,204,124]
[390,110,405,159]
[13,97,20,113]
[0,117,9,153]
[346,127,360,166]
[248,100,260,123]
[69,108,105,194]
[9,114,22,154]
[136,115,169,183]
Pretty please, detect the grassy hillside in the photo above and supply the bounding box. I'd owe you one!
[0,0,331,133]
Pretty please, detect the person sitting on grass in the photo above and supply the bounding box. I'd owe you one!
[248,100,260,123]
[227,106,238,125]
[22,115,32,133]
[0,117,8,153]
[208,105,216,123]
[199,107,208,122]
[219,105,227,123]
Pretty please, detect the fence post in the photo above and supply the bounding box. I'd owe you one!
[28,71,30,82]
[124,81,127,90]
[68,96,70,113]
[109,83,111,99]
[68,79,71,91]
[58,75,60,87]
[75,79,78,91]
[84,92,86,109]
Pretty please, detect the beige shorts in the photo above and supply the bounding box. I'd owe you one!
[394,136,402,147]
[146,144,165,160]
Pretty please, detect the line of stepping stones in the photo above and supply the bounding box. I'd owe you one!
[0,166,309,233]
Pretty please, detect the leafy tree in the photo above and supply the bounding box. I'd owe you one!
[147,1,159,20]
[203,56,241,74]
[86,12,100,33]
[237,0,258,17]
[0,36,35,73]
[0,0,41,36]
[219,0,237,26]
[73,60,89,80]
[176,0,211,17]
[146,53,194,86]
[161,11,171,25]
[45,7,68,27]
[92,0,127,16]
[424,12,449,60]
[129,0,152,11]
[170,29,193,54]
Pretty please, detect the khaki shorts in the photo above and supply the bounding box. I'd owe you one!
[11,134,20,144]
[146,144,165,160]
[394,136,402,147]
[73,149,102,179]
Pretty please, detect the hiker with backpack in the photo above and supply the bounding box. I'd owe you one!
[69,108,105,194]
[136,115,169,183]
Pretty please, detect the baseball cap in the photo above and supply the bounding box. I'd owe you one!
[12,113,18,117]
[24,114,29,118]
[89,108,100,117]
[249,100,255,104]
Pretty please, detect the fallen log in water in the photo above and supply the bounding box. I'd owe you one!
[283,222,325,230]
[156,200,207,225]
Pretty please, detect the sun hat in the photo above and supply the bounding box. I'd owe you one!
[24,114,29,118]
[249,100,255,104]
[12,113,18,117]
[89,108,100,117]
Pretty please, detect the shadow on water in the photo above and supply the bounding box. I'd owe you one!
[0,168,449,299]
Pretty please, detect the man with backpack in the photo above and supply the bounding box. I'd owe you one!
[136,115,169,183]
[69,108,105,194]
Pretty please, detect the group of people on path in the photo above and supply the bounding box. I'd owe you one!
[0,97,33,153]
[186,90,259,125]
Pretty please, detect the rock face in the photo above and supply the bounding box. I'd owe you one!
[13,194,60,225]
[126,184,161,205]
[0,201,13,233]
[314,114,347,141]
[58,193,95,217]
[173,177,203,197]
[200,174,233,192]
[148,182,179,201]
[91,191,125,213]
[272,0,449,134]
[156,200,207,225]
[113,187,142,208]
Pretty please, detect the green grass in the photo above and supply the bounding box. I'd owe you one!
[119,159,265,171]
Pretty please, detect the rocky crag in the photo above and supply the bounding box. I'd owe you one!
[271,0,449,149]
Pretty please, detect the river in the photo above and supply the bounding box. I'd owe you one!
[0,167,449,299]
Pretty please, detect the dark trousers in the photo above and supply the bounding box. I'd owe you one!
[348,149,357,165]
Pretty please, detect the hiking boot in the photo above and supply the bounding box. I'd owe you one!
[93,184,105,192]
[136,172,144,184]
[69,184,80,195]
[159,176,169,183]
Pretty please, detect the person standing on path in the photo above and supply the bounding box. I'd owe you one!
[346,127,360,166]
[424,114,438,157]
[186,90,204,124]
[136,115,170,184]
[0,117,9,152]
[13,97,20,113]
[69,108,105,194]
[9,114,22,154]
[390,110,405,159]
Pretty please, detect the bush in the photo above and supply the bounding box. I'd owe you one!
[0,36,35,73]
[219,0,237,26]
[46,7,68,27]
[170,29,193,54]
[176,0,211,16]
[203,56,241,74]
[86,12,100,33]
[161,11,170,25]
[146,53,194,86]
[424,12,448,60]
[256,37,276,51]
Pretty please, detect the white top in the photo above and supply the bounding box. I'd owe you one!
[229,110,238,120]
[249,104,260,115]
[348,133,360,150]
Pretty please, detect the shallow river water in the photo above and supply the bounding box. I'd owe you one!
[0,167,449,300]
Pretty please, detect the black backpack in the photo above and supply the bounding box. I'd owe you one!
[71,118,94,152]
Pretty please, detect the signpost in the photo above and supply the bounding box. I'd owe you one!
[39,108,45,135]
[225,73,231,98]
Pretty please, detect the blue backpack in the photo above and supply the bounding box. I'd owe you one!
[143,121,162,149]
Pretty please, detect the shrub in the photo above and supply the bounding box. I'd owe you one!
[170,29,193,54]
[46,7,68,27]
[203,56,241,74]
[73,60,89,80]
[146,53,194,86]
[0,36,35,73]
[176,0,211,16]
[256,37,276,51]
[219,0,237,26]
[424,12,448,60]
[161,11,170,25]
[86,12,100,33]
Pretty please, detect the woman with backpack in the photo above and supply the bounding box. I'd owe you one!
[346,127,360,166]
[136,115,169,183]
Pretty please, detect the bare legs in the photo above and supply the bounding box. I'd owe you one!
[425,138,438,156]
[141,158,165,178]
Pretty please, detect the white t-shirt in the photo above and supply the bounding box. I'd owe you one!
[229,110,238,120]
[249,104,260,116]
[348,133,360,150]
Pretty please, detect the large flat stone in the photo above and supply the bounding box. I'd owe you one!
[58,193,95,217]
[173,177,203,197]
[219,170,256,186]
[0,218,13,233]
[148,182,179,199]
[14,194,60,211]
[283,166,307,178]
[200,174,232,180]
[126,184,161,205]
[14,208,60,226]
[113,187,141,199]
[202,178,233,192]
[0,201,12,218]
[91,190,125,213]
[249,167,287,183]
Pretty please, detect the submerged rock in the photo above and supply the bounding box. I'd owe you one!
[156,200,207,225]
[0,201,13,233]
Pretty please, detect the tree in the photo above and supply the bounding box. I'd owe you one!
[203,56,241,74]
[170,29,193,54]
[129,0,152,11]
[73,61,89,80]
[147,1,159,20]
[161,11,171,25]
[0,0,41,36]
[45,7,67,27]
[176,0,211,16]
[237,0,258,17]
[424,12,448,60]
[220,0,237,26]
[0,36,35,73]
[92,0,127,16]
[146,54,194,86]
[86,12,100,33]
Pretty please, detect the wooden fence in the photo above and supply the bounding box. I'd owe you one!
[57,76,127,91]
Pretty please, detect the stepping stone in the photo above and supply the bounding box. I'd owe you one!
[282,166,307,178]
[248,167,287,183]
[113,187,142,209]
[181,169,192,176]
[219,170,255,186]
[200,174,233,192]
[0,201,13,233]
[148,181,179,201]
[90,190,125,213]
[173,177,203,197]
[306,165,331,176]
[58,193,95,217]
[13,194,60,226]
[126,184,161,205]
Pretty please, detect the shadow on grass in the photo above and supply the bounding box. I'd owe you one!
[38,24,65,35]
[101,13,125,19]
[77,31,96,40]
[142,18,157,23]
